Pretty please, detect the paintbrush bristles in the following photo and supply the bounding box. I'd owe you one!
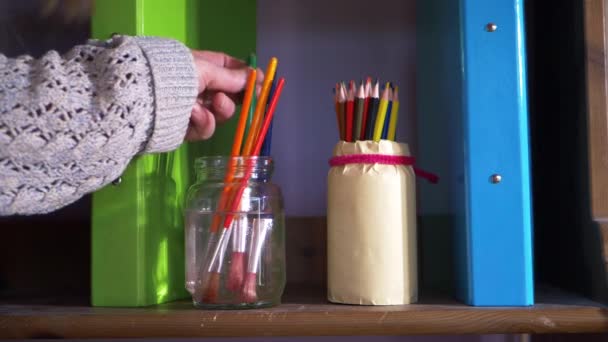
[241,272,258,303]
[202,273,220,303]
[227,252,245,291]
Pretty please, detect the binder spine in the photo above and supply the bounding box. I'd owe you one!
[459,0,534,306]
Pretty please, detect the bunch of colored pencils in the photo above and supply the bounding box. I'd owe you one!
[197,55,285,304]
[333,78,400,142]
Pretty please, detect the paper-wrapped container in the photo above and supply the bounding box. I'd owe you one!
[327,140,417,305]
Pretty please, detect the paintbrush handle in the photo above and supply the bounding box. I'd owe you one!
[248,218,273,274]
[221,79,285,231]
[206,227,233,273]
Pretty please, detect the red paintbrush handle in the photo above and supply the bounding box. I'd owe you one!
[221,78,286,230]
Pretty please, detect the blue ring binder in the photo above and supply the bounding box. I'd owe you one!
[418,0,534,306]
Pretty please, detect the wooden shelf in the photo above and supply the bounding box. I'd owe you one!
[1,286,608,339]
[2,218,608,338]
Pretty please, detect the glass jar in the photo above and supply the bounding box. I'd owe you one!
[184,156,286,309]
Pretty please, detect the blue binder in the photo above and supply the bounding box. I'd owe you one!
[417,0,534,306]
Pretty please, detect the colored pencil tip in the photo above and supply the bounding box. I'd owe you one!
[357,83,365,98]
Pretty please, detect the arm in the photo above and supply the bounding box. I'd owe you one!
[0,35,198,215]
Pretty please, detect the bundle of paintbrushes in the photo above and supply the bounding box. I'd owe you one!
[186,55,287,309]
[333,78,400,142]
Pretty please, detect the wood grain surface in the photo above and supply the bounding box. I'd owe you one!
[1,287,607,338]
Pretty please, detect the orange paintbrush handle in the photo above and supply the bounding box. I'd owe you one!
[241,57,277,156]
[209,69,257,233]
[231,69,257,156]
[222,78,285,230]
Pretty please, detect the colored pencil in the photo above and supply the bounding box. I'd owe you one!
[333,86,338,134]
[332,78,400,142]
[360,77,372,140]
[365,81,380,140]
[339,83,347,140]
[373,82,390,141]
[354,82,365,141]
[381,86,393,140]
[334,83,344,140]
[345,81,355,142]
[388,86,400,141]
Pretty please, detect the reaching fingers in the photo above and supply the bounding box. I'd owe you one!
[188,50,269,142]
[196,60,249,94]
[192,50,265,94]
[192,50,247,69]
[210,92,236,123]
[186,103,216,141]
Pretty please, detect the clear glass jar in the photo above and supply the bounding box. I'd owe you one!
[184,156,286,309]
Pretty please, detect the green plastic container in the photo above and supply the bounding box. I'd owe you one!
[91,0,256,307]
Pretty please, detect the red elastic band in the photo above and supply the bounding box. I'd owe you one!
[329,154,439,184]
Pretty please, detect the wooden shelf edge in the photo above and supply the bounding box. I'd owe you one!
[2,289,608,338]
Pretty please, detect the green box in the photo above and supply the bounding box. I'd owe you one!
[91,0,256,306]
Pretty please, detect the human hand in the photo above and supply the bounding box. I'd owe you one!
[187,50,264,141]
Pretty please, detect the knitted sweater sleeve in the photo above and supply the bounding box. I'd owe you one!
[0,36,198,215]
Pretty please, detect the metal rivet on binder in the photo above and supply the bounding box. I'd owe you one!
[490,174,502,184]
[112,177,122,186]
[485,23,498,32]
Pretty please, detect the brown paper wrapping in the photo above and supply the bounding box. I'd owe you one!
[327,140,417,305]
